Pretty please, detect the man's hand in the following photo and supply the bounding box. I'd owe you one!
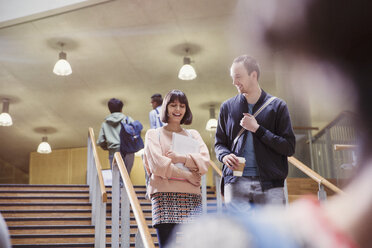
[222,154,240,170]
[240,113,259,133]
[166,150,186,164]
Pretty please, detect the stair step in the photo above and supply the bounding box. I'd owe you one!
[10,233,157,244]
[2,183,217,247]
[8,225,156,234]
[0,203,91,210]
[11,242,159,247]
[0,196,90,203]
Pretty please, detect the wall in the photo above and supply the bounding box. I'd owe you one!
[29,147,214,186]
[0,157,28,184]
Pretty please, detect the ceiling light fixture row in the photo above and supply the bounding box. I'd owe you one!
[178,48,197,80]
[53,42,72,76]
[0,99,13,126]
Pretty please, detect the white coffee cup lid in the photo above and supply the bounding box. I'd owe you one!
[237,157,246,163]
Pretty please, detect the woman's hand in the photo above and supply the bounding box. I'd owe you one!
[166,150,186,164]
[185,170,201,186]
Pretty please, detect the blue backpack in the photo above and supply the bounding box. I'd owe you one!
[120,116,144,156]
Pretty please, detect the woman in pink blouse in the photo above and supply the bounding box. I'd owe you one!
[143,89,210,247]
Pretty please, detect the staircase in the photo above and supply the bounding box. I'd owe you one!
[0,184,218,247]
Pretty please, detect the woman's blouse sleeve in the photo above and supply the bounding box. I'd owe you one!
[143,129,173,179]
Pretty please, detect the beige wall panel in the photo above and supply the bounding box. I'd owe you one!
[96,147,110,170]
[70,147,88,184]
[30,146,215,186]
[130,156,145,185]
[30,150,69,184]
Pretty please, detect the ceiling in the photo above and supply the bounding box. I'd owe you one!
[0,0,349,175]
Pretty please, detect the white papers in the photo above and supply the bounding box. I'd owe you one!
[171,132,199,176]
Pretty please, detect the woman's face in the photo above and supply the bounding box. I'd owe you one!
[167,99,186,124]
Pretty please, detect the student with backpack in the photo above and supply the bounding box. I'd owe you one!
[143,89,210,248]
[97,98,142,175]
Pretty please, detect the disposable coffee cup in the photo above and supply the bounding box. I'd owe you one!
[233,157,246,176]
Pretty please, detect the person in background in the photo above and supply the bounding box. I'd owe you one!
[149,93,164,129]
[97,98,135,175]
[215,55,296,212]
[144,93,165,198]
[143,89,210,248]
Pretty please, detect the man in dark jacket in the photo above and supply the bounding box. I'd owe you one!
[215,55,295,211]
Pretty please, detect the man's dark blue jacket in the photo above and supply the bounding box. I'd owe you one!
[215,90,296,191]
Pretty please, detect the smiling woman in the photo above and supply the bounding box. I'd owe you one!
[143,89,210,248]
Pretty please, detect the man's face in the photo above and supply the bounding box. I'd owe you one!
[150,100,157,109]
[230,62,256,94]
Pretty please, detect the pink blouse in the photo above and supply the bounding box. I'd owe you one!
[143,127,210,196]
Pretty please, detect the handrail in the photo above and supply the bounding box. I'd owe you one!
[293,126,319,131]
[87,127,107,247]
[334,144,357,151]
[288,156,343,194]
[209,160,222,177]
[113,152,155,248]
[88,128,107,202]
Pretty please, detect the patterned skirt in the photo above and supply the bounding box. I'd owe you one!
[151,192,202,226]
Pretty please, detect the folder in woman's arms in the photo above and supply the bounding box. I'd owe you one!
[170,132,199,180]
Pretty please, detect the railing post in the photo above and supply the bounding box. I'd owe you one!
[112,163,120,248]
[317,183,327,202]
[95,193,106,248]
[91,170,97,225]
[214,173,222,213]
[87,138,93,201]
[135,230,145,248]
[325,128,335,178]
[121,186,130,248]
[284,179,289,206]
[201,174,207,215]
[307,130,315,171]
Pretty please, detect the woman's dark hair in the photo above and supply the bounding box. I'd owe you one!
[108,98,123,113]
[161,89,193,125]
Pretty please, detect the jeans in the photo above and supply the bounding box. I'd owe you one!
[224,176,285,213]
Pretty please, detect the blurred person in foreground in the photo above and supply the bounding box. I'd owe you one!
[168,0,372,247]
[0,213,11,248]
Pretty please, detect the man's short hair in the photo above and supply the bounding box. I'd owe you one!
[107,98,123,113]
[161,90,193,125]
[232,55,260,80]
[151,93,163,106]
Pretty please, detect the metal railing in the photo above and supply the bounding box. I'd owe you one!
[309,111,356,179]
[111,152,155,248]
[287,156,343,202]
[208,156,342,207]
[87,127,107,247]
[209,160,223,213]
